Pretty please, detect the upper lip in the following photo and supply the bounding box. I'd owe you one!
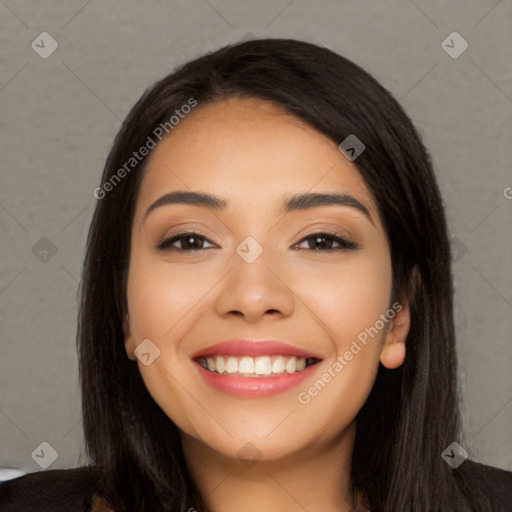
[191,339,323,360]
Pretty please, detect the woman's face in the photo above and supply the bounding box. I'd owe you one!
[124,97,409,463]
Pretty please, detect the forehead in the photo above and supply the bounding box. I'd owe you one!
[136,97,377,218]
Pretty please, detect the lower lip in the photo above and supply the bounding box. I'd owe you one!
[194,362,318,397]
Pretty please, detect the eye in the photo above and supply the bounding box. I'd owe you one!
[293,232,359,251]
[157,231,217,252]
[156,230,358,253]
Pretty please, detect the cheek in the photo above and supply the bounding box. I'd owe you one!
[125,256,216,434]
[126,255,211,340]
[293,253,392,427]
[291,249,392,353]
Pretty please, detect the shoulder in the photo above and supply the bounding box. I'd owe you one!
[0,465,112,512]
[459,460,512,508]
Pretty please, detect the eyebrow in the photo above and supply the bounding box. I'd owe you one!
[142,190,373,224]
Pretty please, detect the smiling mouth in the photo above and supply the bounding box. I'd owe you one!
[196,355,321,377]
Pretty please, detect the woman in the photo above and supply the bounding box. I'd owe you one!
[1,38,510,512]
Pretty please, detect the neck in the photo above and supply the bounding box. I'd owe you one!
[181,422,357,512]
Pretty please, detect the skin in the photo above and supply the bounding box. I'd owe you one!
[124,97,410,512]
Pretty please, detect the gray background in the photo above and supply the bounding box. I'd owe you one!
[1,0,511,477]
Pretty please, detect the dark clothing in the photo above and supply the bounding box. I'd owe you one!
[1,461,511,511]
[0,465,112,511]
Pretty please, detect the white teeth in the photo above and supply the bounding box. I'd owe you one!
[215,355,225,373]
[285,357,296,374]
[238,356,255,374]
[254,356,272,375]
[226,356,238,374]
[272,356,285,374]
[199,355,312,376]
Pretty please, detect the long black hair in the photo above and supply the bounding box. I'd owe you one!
[78,38,499,511]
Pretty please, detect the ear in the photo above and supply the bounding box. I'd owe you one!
[380,266,420,369]
[379,299,410,370]
[123,314,136,361]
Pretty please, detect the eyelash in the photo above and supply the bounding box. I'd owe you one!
[156,230,359,252]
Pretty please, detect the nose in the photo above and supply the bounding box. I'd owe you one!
[214,252,295,323]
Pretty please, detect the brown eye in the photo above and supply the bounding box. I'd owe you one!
[157,232,216,252]
[295,232,358,251]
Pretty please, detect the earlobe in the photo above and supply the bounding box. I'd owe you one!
[125,337,137,362]
[122,313,130,335]
[380,340,406,369]
[125,340,136,361]
[123,314,136,361]
[380,301,410,369]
